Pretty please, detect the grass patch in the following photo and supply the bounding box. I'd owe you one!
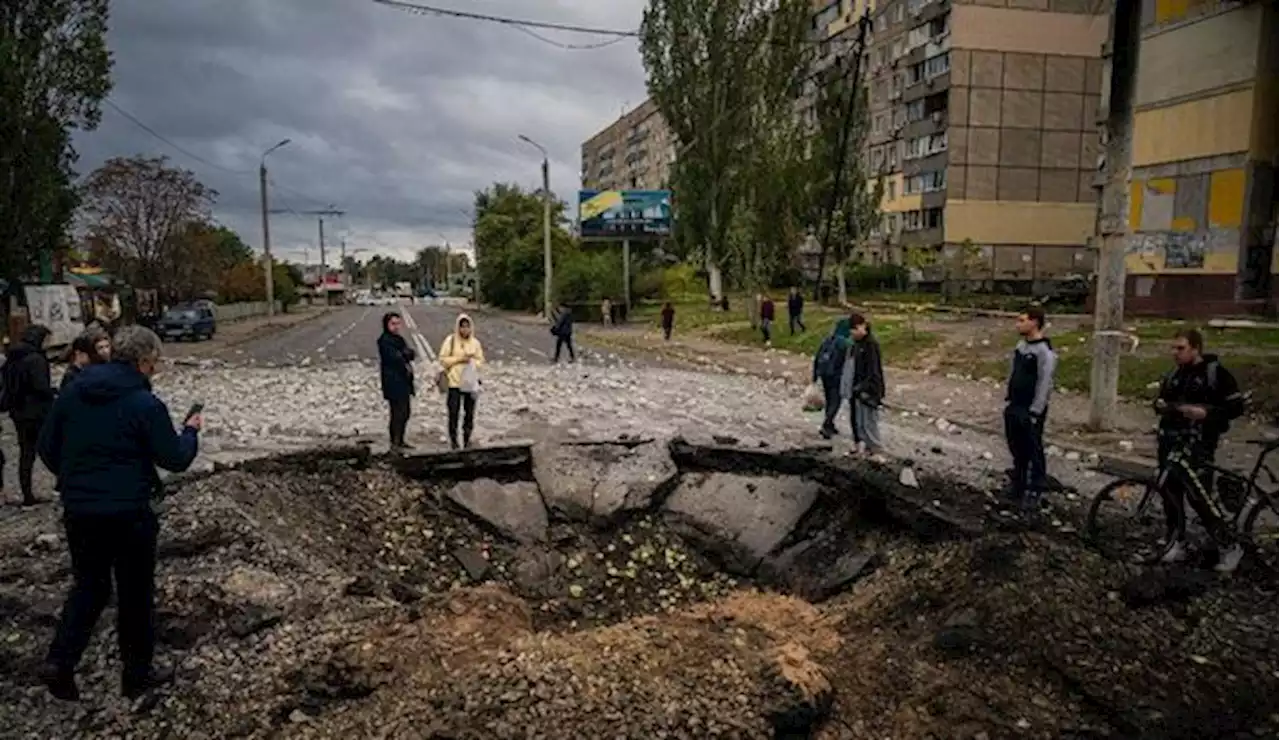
[710,320,937,367]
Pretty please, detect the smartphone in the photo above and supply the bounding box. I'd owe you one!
[184,403,204,423]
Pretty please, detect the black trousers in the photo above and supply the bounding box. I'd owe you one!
[662,323,672,341]
[387,396,411,446]
[820,377,842,432]
[47,509,158,683]
[446,388,476,448]
[1003,405,1046,497]
[1158,433,1231,545]
[554,335,575,362]
[15,417,43,503]
[789,313,806,334]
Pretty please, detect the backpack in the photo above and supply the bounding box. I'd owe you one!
[814,337,841,378]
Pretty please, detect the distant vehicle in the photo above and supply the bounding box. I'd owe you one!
[156,305,216,341]
[418,287,437,299]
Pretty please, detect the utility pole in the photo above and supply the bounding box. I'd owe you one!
[812,10,871,303]
[259,139,292,316]
[1089,1,1139,431]
[271,207,345,299]
[519,134,553,319]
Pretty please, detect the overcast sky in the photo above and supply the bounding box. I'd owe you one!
[74,0,649,265]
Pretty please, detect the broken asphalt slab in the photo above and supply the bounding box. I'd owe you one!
[531,440,678,526]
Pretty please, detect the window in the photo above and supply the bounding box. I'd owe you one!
[892,106,906,128]
[888,144,899,169]
[891,39,904,59]
[906,100,926,122]
[876,14,887,32]
[886,180,897,200]
[904,170,946,194]
[813,1,840,30]
[903,132,948,160]
[893,4,904,22]
[923,52,950,78]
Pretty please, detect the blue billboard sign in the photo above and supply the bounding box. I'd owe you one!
[578,189,672,239]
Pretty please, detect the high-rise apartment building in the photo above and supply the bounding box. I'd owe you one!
[842,0,1108,286]
[1117,0,1276,316]
[580,99,676,192]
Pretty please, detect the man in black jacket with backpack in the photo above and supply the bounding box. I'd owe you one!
[551,303,575,363]
[1154,328,1247,572]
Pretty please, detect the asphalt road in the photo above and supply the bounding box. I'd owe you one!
[223,301,601,366]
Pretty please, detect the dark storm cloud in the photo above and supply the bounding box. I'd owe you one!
[75,0,649,261]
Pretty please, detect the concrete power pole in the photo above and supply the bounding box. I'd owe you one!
[519,134,553,319]
[271,207,344,300]
[258,139,292,316]
[1088,1,1140,431]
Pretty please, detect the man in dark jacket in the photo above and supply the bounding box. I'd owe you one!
[787,287,806,335]
[376,312,415,449]
[759,294,775,345]
[840,314,885,455]
[2,324,55,505]
[37,326,201,701]
[1153,328,1246,571]
[812,318,851,439]
[1003,306,1057,509]
[551,302,575,363]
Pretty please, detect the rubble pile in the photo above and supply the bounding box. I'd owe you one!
[0,441,1274,739]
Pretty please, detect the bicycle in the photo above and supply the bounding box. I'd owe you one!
[1085,427,1278,565]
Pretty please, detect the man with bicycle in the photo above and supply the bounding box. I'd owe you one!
[1154,329,1246,572]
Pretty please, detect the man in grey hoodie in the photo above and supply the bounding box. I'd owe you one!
[1003,305,1057,509]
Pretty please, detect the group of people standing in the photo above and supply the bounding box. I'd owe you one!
[1,325,113,506]
[377,310,486,451]
[811,313,885,458]
[2,322,203,701]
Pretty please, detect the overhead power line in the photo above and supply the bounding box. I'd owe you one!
[104,97,334,209]
[369,0,638,37]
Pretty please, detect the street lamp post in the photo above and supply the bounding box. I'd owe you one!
[518,134,552,320]
[259,138,292,316]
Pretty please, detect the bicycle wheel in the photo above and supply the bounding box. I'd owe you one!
[1239,490,1279,552]
[1085,477,1183,563]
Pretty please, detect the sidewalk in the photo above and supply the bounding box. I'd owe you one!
[574,321,1274,473]
[169,304,334,358]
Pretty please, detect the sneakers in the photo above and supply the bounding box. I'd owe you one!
[38,662,79,702]
[122,664,175,700]
[1214,544,1244,574]
[1161,540,1189,564]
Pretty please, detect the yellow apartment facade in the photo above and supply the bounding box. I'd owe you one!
[1119,0,1277,316]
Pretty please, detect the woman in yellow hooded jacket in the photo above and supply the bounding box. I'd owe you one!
[438,313,484,449]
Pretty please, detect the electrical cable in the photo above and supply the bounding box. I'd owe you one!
[369,0,638,37]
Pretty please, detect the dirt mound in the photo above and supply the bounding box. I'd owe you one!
[821,535,1279,739]
[0,455,1274,740]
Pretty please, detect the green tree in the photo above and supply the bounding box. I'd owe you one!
[805,40,883,306]
[80,155,216,300]
[0,0,113,284]
[473,182,574,312]
[642,0,810,301]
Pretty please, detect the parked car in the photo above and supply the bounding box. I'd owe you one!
[156,305,216,341]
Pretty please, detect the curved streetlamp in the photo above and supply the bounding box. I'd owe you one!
[259,138,292,315]
[518,134,553,319]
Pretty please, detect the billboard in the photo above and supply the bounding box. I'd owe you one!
[578,189,672,239]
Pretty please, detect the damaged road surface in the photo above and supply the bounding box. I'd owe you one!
[0,439,1275,739]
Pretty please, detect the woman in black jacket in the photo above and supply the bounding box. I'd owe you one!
[1,325,54,505]
[376,312,416,449]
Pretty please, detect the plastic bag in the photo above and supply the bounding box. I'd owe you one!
[459,362,481,395]
[802,382,824,412]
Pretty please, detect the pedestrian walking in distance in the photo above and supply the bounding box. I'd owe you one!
[812,317,851,439]
[377,312,416,450]
[1003,305,1057,511]
[1,325,55,506]
[600,297,613,325]
[660,302,675,341]
[759,294,775,346]
[787,286,806,335]
[439,313,485,449]
[36,326,201,702]
[841,314,886,457]
[550,302,575,363]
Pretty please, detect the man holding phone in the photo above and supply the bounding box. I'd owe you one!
[37,326,201,702]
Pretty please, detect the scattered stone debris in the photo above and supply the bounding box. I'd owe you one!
[0,442,1272,739]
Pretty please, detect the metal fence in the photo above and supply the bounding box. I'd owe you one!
[211,301,282,322]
